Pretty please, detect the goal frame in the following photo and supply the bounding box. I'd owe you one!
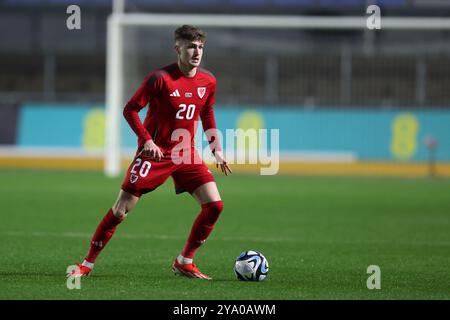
[105,13,450,177]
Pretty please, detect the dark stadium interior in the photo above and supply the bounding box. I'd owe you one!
[1,0,450,107]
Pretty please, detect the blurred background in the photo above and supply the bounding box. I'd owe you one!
[1,0,450,176]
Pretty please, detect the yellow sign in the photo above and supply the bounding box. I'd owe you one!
[82,108,105,149]
[236,111,265,152]
[390,113,419,160]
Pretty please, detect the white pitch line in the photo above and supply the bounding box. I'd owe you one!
[0,231,299,243]
[1,231,449,247]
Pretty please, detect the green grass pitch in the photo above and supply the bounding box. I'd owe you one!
[0,169,449,299]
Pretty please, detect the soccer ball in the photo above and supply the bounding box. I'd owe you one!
[234,250,269,281]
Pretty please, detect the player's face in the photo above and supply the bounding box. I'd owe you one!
[176,40,204,68]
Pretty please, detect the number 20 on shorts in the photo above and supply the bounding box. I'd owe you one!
[131,158,152,177]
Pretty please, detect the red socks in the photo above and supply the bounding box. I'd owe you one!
[84,201,223,264]
[85,209,123,263]
[181,200,224,259]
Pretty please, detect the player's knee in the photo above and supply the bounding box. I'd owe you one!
[203,200,224,223]
[211,200,224,215]
[112,206,129,219]
[203,201,223,226]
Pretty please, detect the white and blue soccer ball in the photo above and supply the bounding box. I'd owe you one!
[234,250,269,281]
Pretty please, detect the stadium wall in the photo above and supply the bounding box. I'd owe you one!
[1,103,450,176]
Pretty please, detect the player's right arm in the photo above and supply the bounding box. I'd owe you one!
[200,79,232,176]
[123,72,164,161]
[140,139,163,161]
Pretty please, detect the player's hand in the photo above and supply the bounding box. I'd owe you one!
[214,150,232,176]
[141,139,164,162]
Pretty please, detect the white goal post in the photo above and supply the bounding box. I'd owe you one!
[105,13,450,177]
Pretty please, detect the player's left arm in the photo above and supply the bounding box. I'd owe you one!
[200,82,232,176]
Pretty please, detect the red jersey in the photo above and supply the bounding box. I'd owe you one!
[123,63,220,155]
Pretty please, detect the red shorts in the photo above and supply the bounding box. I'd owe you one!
[121,152,215,197]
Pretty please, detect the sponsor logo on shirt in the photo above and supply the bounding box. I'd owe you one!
[185,92,192,98]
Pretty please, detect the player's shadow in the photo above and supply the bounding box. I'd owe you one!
[0,271,64,277]
[93,274,239,281]
[0,271,243,282]
[207,278,237,282]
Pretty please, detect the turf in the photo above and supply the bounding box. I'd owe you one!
[0,169,449,299]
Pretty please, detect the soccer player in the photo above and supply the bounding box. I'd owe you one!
[69,25,231,280]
